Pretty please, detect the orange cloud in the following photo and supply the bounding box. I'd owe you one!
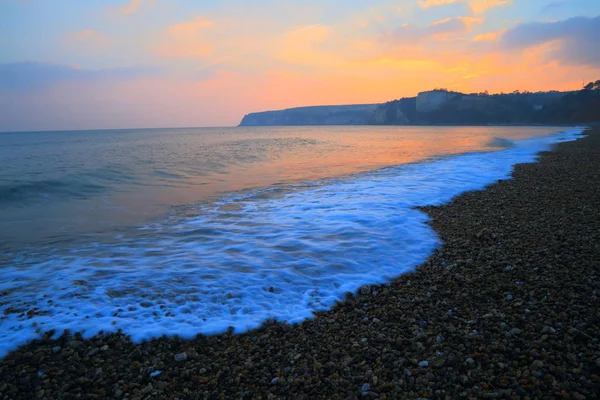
[431,16,483,28]
[473,28,506,42]
[275,25,340,67]
[470,0,510,14]
[418,0,511,14]
[456,16,485,26]
[418,0,459,7]
[116,0,152,15]
[155,18,214,59]
[167,18,214,35]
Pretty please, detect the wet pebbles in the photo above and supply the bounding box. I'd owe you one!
[1,128,599,399]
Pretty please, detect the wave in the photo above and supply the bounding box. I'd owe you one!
[0,179,106,205]
[487,137,517,148]
[0,167,138,206]
[0,127,586,357]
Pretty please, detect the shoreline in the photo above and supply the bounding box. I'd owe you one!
[2,127,600,399]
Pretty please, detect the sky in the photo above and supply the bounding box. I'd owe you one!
[1,0,600,131]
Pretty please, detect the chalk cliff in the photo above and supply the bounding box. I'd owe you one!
[416,91,460,113]
[239,104,379,126]
[238,87,599,126]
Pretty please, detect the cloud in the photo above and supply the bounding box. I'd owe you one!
[418,0,510,14]
[541,0,577,13]
[155,18,214,59]
[68,29,104,41]
[385,16,483,44]
[275,25,337,66]
[0,62,159,91]
[469,0,510,14]
[115,0,152,15]
[64,29,109,48]
[167,18,213,35]
[472,28,506,42]
[499,16,600,67]
[418,0,459,8]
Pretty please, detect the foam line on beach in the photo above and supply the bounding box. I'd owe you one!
[0,127,586,357]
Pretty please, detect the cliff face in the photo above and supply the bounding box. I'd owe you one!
[416,91,460,113]
[239,104,379,126]
[373,90,585,125]
[238,88,599,126]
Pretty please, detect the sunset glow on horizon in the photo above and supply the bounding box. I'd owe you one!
[1,0,600,131]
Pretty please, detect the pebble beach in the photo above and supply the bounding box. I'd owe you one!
[1,127,599,400]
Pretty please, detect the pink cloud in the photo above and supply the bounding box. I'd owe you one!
[385,16,483,44]
[63,29,110,55]
[65,29,108,45]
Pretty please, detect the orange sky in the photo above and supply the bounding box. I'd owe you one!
[1,0,599,131]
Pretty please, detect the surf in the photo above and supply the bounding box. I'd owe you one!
[0,127,585,357]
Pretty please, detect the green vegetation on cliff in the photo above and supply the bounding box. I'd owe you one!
[372,81,600,125]
[239,81,600,126]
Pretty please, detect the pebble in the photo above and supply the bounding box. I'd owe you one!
[3,132,600,399]
[541,326,556,334]
[67,340,84,350]
[129,348,142,360]
[418,361,429,368]
[483,392,500,399]
[174,353,187,362]
[530,360,544,370]
[141,383,153,395]
[87,348,99,357]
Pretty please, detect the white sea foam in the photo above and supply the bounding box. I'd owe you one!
[0,127,586,357]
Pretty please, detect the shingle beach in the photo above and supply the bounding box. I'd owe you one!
[2,127,599,400]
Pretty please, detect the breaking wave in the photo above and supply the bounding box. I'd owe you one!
[0,127,586,357]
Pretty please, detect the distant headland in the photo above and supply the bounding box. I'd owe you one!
[239,80,600,126]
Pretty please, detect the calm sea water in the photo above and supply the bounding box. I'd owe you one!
[0,125,584,355]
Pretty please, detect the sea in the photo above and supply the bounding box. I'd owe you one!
[0,125,585,356]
